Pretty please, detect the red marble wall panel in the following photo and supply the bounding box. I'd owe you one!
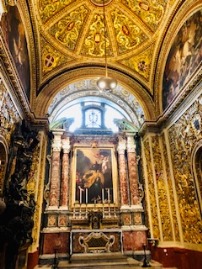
[42,233,69,254]
[122,231,147,251]
[151,246,202,269]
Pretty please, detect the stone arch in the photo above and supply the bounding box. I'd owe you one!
[34,67,156,121]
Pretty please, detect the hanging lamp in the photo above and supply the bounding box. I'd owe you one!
[97,0,117,92]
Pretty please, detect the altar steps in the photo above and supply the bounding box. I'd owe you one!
[57,252,163,269]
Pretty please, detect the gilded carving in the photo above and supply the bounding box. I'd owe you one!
[161,132,180,241]
[30,133,47,249]
[0,83,20,142]
[122,213,131,226]
[111,9,148,54]
[48,214,57,227]
[151,135,173,241]
[143,138,159,239]
[122,0,166,31]
[134,212,142,225]
[168,95,202,243]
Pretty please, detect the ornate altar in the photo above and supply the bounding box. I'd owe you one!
[41,132,147,262]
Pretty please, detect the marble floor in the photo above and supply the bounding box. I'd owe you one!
[34,253,177,269]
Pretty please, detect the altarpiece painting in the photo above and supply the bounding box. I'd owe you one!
[72,147,117,205]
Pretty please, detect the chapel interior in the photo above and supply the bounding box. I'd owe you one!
[0,0,202,269]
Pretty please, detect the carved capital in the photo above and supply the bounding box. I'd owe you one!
[117,136,126,154]
[62,137,71,153]
[126,134,136,152]
[52,130,63,151]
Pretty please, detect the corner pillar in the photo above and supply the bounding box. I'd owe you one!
[60,136,71,209]
[117,136,129,208]
[49,130,63,209]
[126,133,140,206]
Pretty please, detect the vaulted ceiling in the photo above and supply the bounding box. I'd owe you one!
[1,0,201,124]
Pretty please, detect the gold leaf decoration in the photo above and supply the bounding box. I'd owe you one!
[39,0,74,23]
[122,0,166,31]
[81,13,113,57]
[111,9,148,54]
[49,5,89,51]
[169,97,202,244]
[42,44,68,74]
[120,46,153,79]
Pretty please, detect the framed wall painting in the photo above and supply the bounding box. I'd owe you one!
[162,9,202,110]
[71,147,118,206]
[1,5,30,100]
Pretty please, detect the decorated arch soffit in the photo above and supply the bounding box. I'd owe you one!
[47,79,145,129]
[31,0,172,96]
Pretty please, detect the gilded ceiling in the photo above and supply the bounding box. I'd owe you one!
[1,0,201,122]
[35,0,168,88]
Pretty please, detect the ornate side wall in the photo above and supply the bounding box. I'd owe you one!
[142,90,202,268]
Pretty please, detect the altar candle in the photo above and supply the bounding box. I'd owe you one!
[102,188,104,203]
[79,188,82,204]
[106,188,110,202]
[86,188,88,204]
[73,205,75,217]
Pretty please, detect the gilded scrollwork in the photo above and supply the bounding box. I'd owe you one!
[122,0,166,31]
[49,5,89,51]
[82,13,113,57]
[168,95,202,243]
[111,9,148,54]
[39,0,74,23]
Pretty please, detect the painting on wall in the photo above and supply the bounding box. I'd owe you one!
[162,9,202,110]
[1,5,30,100]
[74,148,114,205]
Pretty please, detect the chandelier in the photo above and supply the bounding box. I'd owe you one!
[97,0,117,92]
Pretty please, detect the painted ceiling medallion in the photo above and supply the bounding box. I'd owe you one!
[90,0,113,6]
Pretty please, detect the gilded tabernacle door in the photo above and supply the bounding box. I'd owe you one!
[71,147,118,206]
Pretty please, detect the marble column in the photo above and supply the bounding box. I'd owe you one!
[126,133,139,206]
[117,136,129,207]
[60,137,70,209]
[49,130,63,209]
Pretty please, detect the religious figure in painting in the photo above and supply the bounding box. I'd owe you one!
[163,10,202,110]
[75,148,113,204]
